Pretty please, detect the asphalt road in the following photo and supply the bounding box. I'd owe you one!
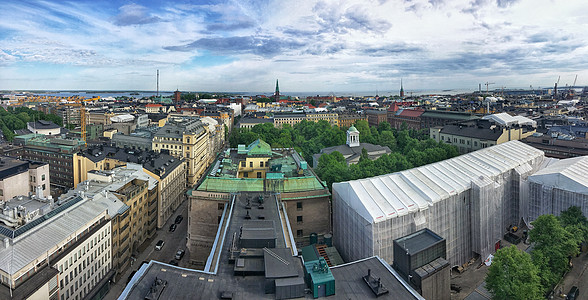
[104,198,190,300]
[558,251,588,300]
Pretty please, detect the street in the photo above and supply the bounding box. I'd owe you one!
[557,251,588,300]
[104,198,190,300]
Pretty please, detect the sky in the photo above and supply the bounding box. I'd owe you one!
[1,0,587,94]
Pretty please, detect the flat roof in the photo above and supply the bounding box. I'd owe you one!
[394,228,444,255]
[330,256,424,300]
[0,197,117,276]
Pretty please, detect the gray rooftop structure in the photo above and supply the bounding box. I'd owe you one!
[80,145,184,179]
[119,190,423,299]
[154,116,206,139]
[0,193,123,277]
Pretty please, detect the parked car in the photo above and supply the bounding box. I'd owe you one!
[567,286,579,300]
[175,215,183,224]
[169,260,178,266]
[155,240,165,251]
[169,223,177,232]
[175,249,185,260]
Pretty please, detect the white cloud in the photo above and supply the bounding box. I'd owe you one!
[0,0,587,91]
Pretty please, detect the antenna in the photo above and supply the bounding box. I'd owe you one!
[157,70,160,97]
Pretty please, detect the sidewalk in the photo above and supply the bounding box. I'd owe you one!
[555,251,588,299]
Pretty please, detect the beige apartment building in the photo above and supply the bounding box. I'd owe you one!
[0,156,50,201]
[152,116,209,185]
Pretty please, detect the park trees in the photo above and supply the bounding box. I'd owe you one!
[485,245,543,300]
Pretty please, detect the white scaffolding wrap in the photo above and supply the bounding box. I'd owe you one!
[333,140,548,267]
[528,156,588,221]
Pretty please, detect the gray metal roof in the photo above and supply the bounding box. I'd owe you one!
[0,198,113,276]
[333,141,545,223]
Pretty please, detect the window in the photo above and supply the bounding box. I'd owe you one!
[257,172,262,178]
[42,174,46,181]
[260,161,263,167]
[241,161,245,167]
[218,203,224,210]
[0,189,2,196]
[296,202,303,211]
[250,162,253,167]
[296,216,303,224]
[297,230,303,237]
[243,172,248,178]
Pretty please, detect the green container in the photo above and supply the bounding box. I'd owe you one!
[310,233,318,245]
[324,234,332,247]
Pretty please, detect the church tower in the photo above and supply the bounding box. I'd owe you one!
[274,79,280,101]
[400,78,405,98]
[346,125,360,147]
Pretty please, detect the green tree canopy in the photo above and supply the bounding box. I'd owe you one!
[530,214,579,291]
[229,117,459,189]
[485,245,543,300]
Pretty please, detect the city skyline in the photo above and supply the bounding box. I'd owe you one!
[1,0,587,92]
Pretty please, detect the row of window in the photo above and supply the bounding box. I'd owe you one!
[240,161,265,168]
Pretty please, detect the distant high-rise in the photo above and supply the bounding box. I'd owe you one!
[274,79,280,101]
[400,79,405,98]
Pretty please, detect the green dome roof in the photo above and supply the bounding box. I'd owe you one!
[348,125,359,133]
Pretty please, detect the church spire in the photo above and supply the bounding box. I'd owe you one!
[400,78,404,98]
[274,79,280,101]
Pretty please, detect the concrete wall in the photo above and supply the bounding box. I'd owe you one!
[188,196,227,268]
[420,265,450,300]
[282,190,331,247]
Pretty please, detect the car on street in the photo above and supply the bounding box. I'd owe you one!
[168,260,178,266]
[175,249,185,260]
[155,240,165,251]
[175,215,183,224]
[567,286,579,300]
[169,223,177,232]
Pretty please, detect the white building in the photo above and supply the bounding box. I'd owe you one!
[26,120,63,136]
[528,156,588,221]
[332,141,546,267]
[0,193,123,300]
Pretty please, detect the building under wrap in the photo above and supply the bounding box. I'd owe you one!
[528,156,588,221]
[332,141,546,267]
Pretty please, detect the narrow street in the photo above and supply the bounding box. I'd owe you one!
[557,251,588,300]
[104,198,190,300]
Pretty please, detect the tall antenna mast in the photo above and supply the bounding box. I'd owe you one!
[157,69,160,97]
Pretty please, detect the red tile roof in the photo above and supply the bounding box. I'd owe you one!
[398,109,424,117]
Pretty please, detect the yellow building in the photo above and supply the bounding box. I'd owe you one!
[75,145,187,229]
[236,140,271,178]
[67,166,156,276]
[152,116,210,185]
[305,112,339,127]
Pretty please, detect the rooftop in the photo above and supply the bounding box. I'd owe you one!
[394,228,445,255]
[528,156,588,194]
[333,141,545,223]
[0,194,121,276]
[27,120,60,130]
[80,145,183,179]
[121,191,423,299]
[197,143,327,193]
[14,134,85,152]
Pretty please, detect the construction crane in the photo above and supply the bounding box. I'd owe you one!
[554,76,560,99]
[569,74,578,97]
[484,82,495,93]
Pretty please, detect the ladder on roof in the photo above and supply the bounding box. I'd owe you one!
[263,248,289,266]
[316,244,332,267]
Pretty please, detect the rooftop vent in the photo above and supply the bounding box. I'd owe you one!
[363,269,389,297]
[144,277,167,300]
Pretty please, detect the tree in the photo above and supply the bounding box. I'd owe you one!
[559,206,588,243]
[530,214,579,291]
[485,245,543,300]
